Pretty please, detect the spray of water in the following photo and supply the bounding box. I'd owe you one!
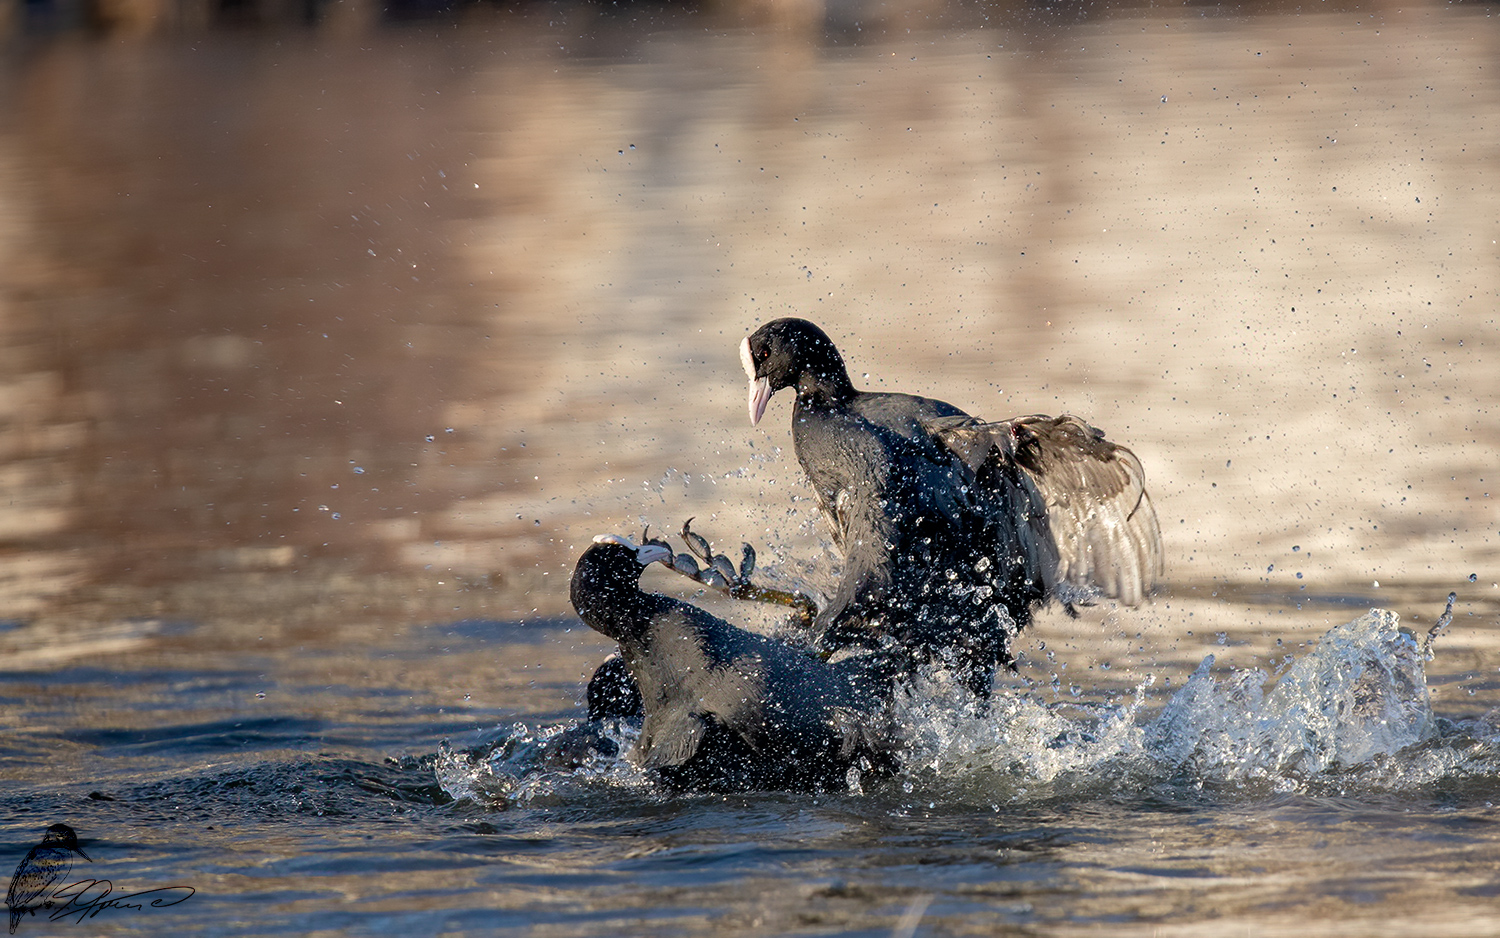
[438,599,1498,807]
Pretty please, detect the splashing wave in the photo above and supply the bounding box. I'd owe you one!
[437,607,1500,807]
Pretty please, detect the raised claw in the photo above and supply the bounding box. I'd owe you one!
[642,519,819,630]
[710,554,739,585]
[682,518,714,563]
[640,525,674,554]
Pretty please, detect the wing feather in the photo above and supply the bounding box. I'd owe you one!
[929,414,1163,606]
[633,710,707,769]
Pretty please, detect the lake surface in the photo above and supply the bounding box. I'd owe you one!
[2,1,1499,934]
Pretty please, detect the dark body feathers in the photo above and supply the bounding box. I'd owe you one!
[742,318,1162,696]
[570,539,900,792]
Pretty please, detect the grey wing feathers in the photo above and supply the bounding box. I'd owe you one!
[632,709,708,769]
[922,415,997,475]
[931,414,1163,606]
[633,656,768,769]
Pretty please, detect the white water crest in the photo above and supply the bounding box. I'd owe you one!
[438,604,1500,807]
[435,720,648,806]
[1148,608,1436,780]
[896,605,1497,799]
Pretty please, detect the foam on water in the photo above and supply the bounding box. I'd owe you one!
[435,719,650,805]
[1150,608,1436,781]
[438,603,1500,807]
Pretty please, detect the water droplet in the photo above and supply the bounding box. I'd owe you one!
[353,466,365,474]
[1296,572,1304,579]
[1469,573,1479,582]
[1292,545,1301,552]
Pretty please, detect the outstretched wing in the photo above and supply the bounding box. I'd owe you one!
[631,615,770,771]
[929,414,1163,607]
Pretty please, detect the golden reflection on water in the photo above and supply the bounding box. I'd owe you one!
[3,20,1500,938]
[0,4,1496,670]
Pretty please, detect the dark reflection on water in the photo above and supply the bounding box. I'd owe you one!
[5,34,502,584]
[2,4,1500,935]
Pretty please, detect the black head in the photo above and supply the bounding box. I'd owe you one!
[570,536,671,642]
[741,318,854,424]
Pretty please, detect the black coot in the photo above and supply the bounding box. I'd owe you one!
[586,654,643,721]
[740,317,1162,695]
[570,535,902,792]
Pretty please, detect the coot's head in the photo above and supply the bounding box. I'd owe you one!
[741,318,852,425]
[570,535,672,642]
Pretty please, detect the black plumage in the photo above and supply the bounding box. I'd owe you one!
[570,536,902,792]
[741,318,1163,696]
[585,654,643,721]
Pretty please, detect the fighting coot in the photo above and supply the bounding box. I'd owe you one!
[570,535,902,792]
[585,654,644,722]
[740,318,1162,695]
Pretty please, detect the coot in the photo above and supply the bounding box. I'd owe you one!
[740,318,1162,695]
[570,535,902,792]
[585,654,643,721]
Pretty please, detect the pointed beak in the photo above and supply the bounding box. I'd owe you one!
[741,336,771,425]
[635,542,671,567]
[74,846,91,862]
[748,378,771,426]
[592,534,671,568]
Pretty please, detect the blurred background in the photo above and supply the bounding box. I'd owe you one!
[1,10,1497,931]
[0,0,1495,671]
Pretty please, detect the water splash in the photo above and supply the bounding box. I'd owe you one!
[438,605,1497,807]
[1148,608,1436,781]
[899,606,1477,799]
[435,720,647,806]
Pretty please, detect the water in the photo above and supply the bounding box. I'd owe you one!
[17,605,1500,935]
[3,1,1500,934]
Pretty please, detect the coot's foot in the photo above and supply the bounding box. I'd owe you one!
[640,519,820,629]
